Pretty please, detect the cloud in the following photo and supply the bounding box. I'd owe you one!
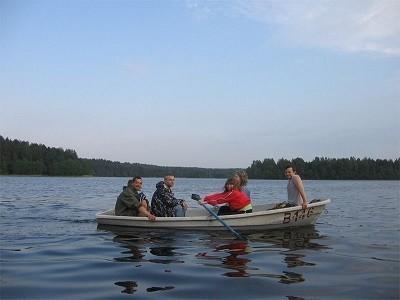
[186,0,232,19]
[188,0,400,56]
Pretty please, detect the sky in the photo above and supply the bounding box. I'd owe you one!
[1,0,399,168]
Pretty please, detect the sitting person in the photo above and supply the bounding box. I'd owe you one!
[151,175,187,217]
[285,165,308,209]
[115,176,156,220]
[202,178,252,215]
[233,170,251,199]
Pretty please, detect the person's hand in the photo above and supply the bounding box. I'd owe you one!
[199,199,207,205]
[181,201,188,209]
[302,202,308,209]
[147,213,156,221]
[203,199,217,206]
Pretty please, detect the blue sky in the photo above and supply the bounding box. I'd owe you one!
[1,0,399,168]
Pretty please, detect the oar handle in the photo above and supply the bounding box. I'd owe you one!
[191,194,201,201]
[191,194,246,240]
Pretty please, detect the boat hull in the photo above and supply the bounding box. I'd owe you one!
[96,199,330,231]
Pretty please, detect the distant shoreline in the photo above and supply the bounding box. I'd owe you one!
[1,135,399,180]
[1,174,398,181]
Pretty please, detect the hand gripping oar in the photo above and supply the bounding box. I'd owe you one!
[191,194,246,240]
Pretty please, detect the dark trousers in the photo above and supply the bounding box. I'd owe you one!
[217,206,252,216]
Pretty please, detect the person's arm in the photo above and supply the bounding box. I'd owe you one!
[138,205,156,221]
[159,188,184,208]
[203,191,232,206]
[293,175,308,209]
[137,193,155,220]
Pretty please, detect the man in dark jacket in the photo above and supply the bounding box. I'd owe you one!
[151,175,187,217]
[115,176,156,220]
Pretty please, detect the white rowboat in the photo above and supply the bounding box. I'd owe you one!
[96,199,330,231]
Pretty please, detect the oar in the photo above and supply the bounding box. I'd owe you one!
[191,194,246,240]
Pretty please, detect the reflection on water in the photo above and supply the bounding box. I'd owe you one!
[196,241,252,277]
[284,254,316,268]
[195,240,308,282]
[112,235,145,263]
[249,226,329,250]
[146,286,175,292]
[114,281,138,294]
[149,246,185,264]
[114,281,175,294]
[287,296,305,300]
[98,224,327,286]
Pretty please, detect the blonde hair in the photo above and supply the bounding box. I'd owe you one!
[235,170,248,186]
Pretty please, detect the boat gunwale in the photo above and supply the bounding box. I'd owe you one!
[96,199,330,222]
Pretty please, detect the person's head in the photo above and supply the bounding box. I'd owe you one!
[284,165,297,179]
[164,175,175,188]
[224,178,236,192]
[234,170,248,187]
[233,174,241,187]
[130,176,143,191]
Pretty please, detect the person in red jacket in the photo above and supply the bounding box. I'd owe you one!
[202,178,252,215]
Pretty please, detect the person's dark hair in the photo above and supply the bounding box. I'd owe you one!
[224,178,237,192]
[285,164,296,172]
[127,179,133,186]
[132,176,142,183]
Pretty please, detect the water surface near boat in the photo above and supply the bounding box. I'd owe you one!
[1,177,398,299]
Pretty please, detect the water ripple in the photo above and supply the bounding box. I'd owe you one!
[1,177,399,299]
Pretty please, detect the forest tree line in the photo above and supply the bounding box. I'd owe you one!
[83,159,237,178]
[246,157,399,180]
[0,136,236,178]
[1,135,399,179]
[0,136,92,176]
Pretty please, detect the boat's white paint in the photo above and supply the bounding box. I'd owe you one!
[96,199,330,231]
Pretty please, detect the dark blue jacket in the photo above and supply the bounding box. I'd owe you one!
[151,181,183,217]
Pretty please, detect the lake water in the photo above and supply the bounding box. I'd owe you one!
[0,176,399,299]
